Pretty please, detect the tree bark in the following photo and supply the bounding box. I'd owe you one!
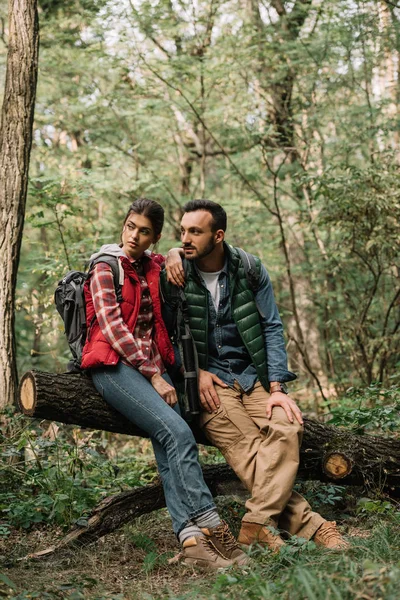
[19,370,400,494]
[0,0,39,407]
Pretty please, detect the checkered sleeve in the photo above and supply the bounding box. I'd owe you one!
[90,263,161,379]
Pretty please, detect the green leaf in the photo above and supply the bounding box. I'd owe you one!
[0,572,17,590]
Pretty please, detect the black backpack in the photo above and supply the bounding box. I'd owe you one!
[55,256,122,373]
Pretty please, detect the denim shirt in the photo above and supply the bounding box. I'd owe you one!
[196,259,297,392]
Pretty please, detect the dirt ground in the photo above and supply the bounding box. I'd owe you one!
[2,496,395,600]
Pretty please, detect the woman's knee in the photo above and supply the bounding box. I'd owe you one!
[157,418,196,450]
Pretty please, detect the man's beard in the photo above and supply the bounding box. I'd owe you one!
[184,237,216,261]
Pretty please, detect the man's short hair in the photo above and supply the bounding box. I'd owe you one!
[183,199,227,232]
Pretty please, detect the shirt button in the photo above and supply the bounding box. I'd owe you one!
[220,284,224,288]
[218,345,221,348]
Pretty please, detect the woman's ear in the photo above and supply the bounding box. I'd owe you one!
[152,233,161,251]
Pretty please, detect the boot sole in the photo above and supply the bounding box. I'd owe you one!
[240,541,284,553]
[182,558,232,570]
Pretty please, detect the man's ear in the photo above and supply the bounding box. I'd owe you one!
[215,229,225,244]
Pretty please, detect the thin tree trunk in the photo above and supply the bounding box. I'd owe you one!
[0,0,39,407]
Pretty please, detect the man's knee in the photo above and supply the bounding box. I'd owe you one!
[269,406,303,437]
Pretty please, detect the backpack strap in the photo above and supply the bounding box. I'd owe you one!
[90,256,123,303]
[163,259,190,325]
[236,247,265,319]
[177,285,200,416]
[236,247,259,293]
[71,277,87,328]
[162,260,200,417]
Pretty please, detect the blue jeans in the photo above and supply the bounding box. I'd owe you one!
[91,362,216,535]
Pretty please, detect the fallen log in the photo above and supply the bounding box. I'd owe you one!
[18,370,400,554]
[19,370,400,491]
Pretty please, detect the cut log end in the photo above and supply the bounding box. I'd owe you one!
[19,372,36,414]
[322,452,353,479]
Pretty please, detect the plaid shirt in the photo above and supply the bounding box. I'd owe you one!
[90,259,165,379]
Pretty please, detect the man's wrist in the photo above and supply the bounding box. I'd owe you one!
[167,247,184,256]
[269,382,288,395]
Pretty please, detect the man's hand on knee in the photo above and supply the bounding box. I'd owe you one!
[266,392,303,425]
[198,369,228,413]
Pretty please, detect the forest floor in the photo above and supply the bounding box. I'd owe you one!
[1,489,399,600]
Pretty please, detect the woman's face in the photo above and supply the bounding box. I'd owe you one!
[121,213,160,259]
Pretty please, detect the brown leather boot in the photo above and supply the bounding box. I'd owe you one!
[238,522,286,553]
[181,536,235,569]
[313,521,350,550]
[201,520,250,566]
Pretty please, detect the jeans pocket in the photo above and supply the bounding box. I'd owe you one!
[199,405,244,453]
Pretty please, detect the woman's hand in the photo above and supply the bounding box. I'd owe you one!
[150,373,178,406]
[165,248,185,287]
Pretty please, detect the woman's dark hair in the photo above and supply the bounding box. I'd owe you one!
[183,199,227,232]
[123,198,164,238]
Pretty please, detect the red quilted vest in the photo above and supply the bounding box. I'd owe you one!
[81,254,175,370]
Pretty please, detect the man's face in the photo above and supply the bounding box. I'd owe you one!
[180,210,219,261]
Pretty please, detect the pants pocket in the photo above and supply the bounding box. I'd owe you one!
[199,404,244,453]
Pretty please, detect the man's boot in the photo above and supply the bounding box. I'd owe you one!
[238,521,286,553]
[312,521,350,550]
[201,520,250,566]
[181,535,235,569]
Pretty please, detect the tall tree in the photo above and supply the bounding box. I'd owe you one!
[0,0,39,406]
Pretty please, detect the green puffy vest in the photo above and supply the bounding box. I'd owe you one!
[161,245,269,390]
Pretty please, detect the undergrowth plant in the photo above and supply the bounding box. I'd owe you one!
[0,410,158,535]
[327,383,400,434]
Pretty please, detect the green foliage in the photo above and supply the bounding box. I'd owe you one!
[328,384,400,433]
[13,0,399,398]
[0,411,158,533]
[295,481,346,509]
[4,1,400,597]
[357,497,399,517]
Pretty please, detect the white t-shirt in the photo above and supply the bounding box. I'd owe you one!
[197,269,222,310]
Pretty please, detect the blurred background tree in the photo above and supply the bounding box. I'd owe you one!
[2,0,399,411]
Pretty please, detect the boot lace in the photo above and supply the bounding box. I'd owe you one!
[213,521,240,552]
[200,536,221,554]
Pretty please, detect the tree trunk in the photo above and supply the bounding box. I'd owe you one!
[0,0,39,407]
[19,370,400,494]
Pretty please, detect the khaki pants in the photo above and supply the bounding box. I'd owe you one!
[199,381,324,539]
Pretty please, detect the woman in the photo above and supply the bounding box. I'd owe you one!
[81,198,247,569]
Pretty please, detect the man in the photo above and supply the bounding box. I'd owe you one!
[162,199,349,552]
